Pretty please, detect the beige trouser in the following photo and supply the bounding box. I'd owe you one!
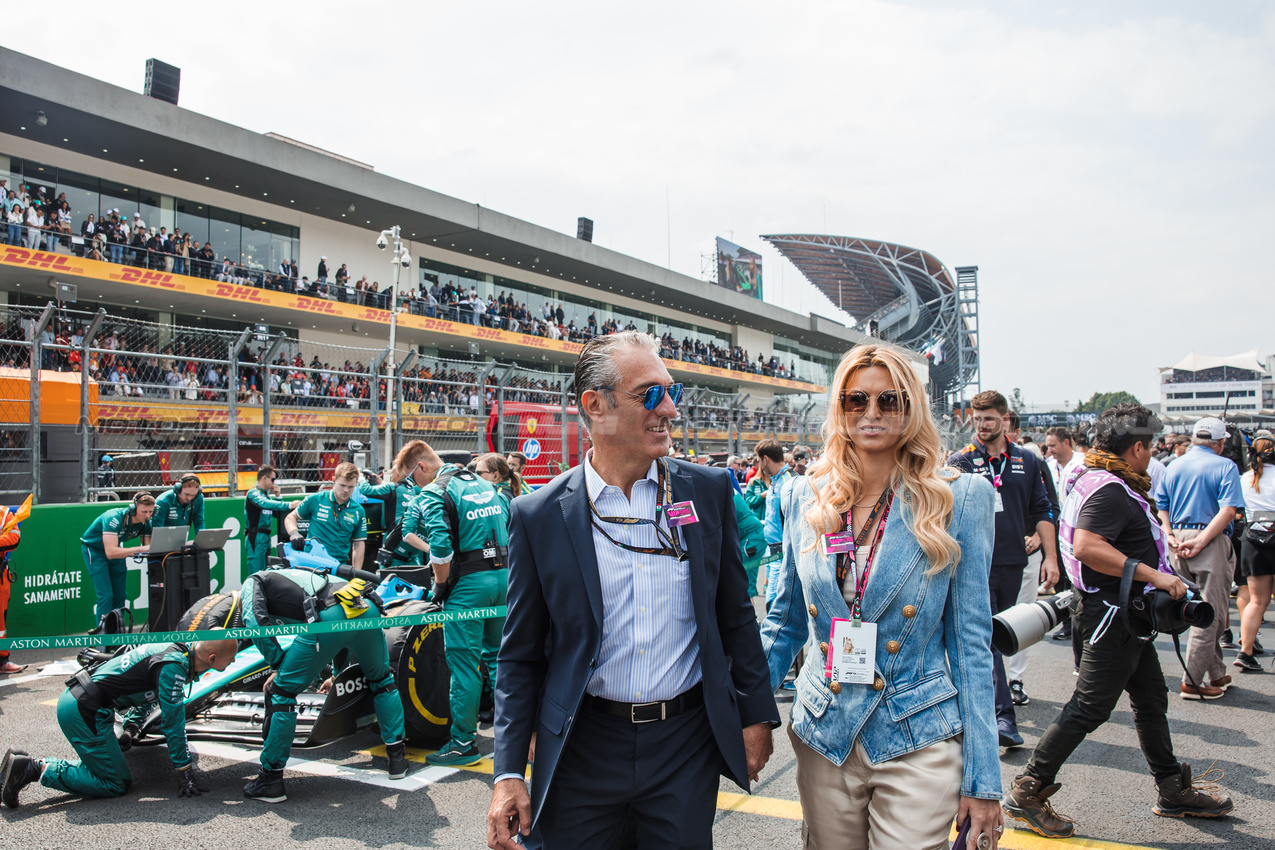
[1169,528,1233,686]
[791,726,962,850]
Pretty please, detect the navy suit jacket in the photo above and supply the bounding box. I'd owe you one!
[493,459,779,826]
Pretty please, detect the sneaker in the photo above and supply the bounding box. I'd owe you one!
[998,718,1024,748]
[425,741,482,767]
[243,768,287,803]
[1209,674,1233,692]
[1233,652,1262,673]
[1,750,40,809]
[1180,682,1224,700]
[1051,622,1073,641]
[1002,774,1075,839]
[1254,635,1265,656]
[386,741,408,780]
[780,679,796,691]
[1010,680,1030,706]
[1153,763,1233,819]
[1219,629,1236,649]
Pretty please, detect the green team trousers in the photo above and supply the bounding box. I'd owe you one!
[83,544,126,625]
[442,568,507,746]
[259,604,405,772]
[41,690,132,798]
[244,531,273,576]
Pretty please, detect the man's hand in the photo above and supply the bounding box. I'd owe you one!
[956,796,1004,849]
[1024,534,1040,555]
[1176,537,1206,559]
[365,471,382,485]
[742,722,773,783]
[290,532,306,551]
[487,778,532,849]
[317,677,334,694]
[1039,558,1059,591]
[1150,571,1188,600]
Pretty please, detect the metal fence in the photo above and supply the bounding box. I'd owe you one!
[1,303,842,502]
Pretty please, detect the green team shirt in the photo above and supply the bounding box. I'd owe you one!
[394,491,432,565]
[358,479,421,527]
[733,491,766,558]
[295,490,367,563]
[89,642,194,769]
[422,464,510,564]
[81,505,152,552]
[151,488,205,533]
[246,486,293,531]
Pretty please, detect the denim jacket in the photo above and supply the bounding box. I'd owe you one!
[760,472,1001,799]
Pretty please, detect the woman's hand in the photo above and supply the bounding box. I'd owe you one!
[956,796,1004,849]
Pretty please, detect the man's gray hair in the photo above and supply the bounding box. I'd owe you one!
[573,331,660,429]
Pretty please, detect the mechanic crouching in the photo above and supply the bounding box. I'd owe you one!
[1,638,238,807]
[239,566,407,802]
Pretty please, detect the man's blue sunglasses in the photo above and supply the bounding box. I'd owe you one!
[597,382,684,410]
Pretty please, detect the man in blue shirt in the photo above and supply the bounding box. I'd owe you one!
[755,440,792,607]
[949,391,1057,748]
[1156,417,1245,700]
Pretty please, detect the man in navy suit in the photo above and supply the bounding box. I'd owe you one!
[487,331,779,849]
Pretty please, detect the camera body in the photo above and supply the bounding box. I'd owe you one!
[1128,586,1213,637]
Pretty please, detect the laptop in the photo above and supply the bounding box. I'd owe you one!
[192,527,233,551]
[148,525,190,555]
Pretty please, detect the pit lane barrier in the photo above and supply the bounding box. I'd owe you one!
[0,605,507,652]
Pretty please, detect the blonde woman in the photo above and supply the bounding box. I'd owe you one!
[761,343,1001,849]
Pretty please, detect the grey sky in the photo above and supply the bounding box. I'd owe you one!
[21,1,1274,406]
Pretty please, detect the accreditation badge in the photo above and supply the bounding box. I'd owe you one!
[827,617,877,685]
[823,531,856,555]
[665,500,699,527]
[994,491,1004,513]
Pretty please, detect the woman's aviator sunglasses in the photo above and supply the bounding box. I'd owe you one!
[838,389,909,416]
[597,382,684,410]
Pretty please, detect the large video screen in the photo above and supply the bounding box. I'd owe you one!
[715,237,763,300]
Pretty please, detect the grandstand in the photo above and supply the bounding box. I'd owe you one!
[0,47,897,501]
[761,235,979,404]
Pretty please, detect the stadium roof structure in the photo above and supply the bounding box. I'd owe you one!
[1162,350,1267,376]
[761,234,979,400]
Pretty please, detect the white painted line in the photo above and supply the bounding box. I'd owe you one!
[188,741,458,792]
[0,672,45,688]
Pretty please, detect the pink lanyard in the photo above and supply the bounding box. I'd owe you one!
[841,491,895,623]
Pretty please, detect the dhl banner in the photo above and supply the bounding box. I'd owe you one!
[96,399,479,433]
[0,246,825,394]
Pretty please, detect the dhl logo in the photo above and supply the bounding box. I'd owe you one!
[1,247,78,273]
[212,283,271,304]
[361,308,388,321]
[296,297,341,315]
[475,328,504,340]
[109,268,183,289]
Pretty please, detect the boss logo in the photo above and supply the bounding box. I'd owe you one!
[334,678,367,698]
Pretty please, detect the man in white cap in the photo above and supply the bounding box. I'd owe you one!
[1156,417,1245,699]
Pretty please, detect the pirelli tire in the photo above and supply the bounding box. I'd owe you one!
[177,593,242,631]
[384,599,452,746]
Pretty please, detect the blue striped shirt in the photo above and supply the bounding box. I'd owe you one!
[584,454,702,702]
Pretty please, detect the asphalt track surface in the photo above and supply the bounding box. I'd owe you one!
[0,597,1272,849]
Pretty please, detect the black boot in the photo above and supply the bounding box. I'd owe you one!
[386,741,408,780]
[1,750,42,809]
[244,768,287,803]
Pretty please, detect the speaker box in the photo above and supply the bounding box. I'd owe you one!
[577,217,594,242]
[144,59,181,106]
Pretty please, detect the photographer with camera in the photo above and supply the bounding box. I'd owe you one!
[1003,405,1233,838]
[1156,417,1245,699]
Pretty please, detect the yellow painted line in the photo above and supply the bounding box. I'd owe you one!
[41,698,58,706]
[362,745,1160,849]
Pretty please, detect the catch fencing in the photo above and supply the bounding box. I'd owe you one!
[4,304,838,502]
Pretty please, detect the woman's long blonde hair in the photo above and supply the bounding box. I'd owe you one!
[803,343,961,574]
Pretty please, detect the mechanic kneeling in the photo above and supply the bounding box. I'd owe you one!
[239,566,407,802]
[1,638,238,807]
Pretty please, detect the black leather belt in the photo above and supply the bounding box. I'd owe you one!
[584,682,704,723]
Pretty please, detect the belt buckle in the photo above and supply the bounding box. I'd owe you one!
[630,700,664,723]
